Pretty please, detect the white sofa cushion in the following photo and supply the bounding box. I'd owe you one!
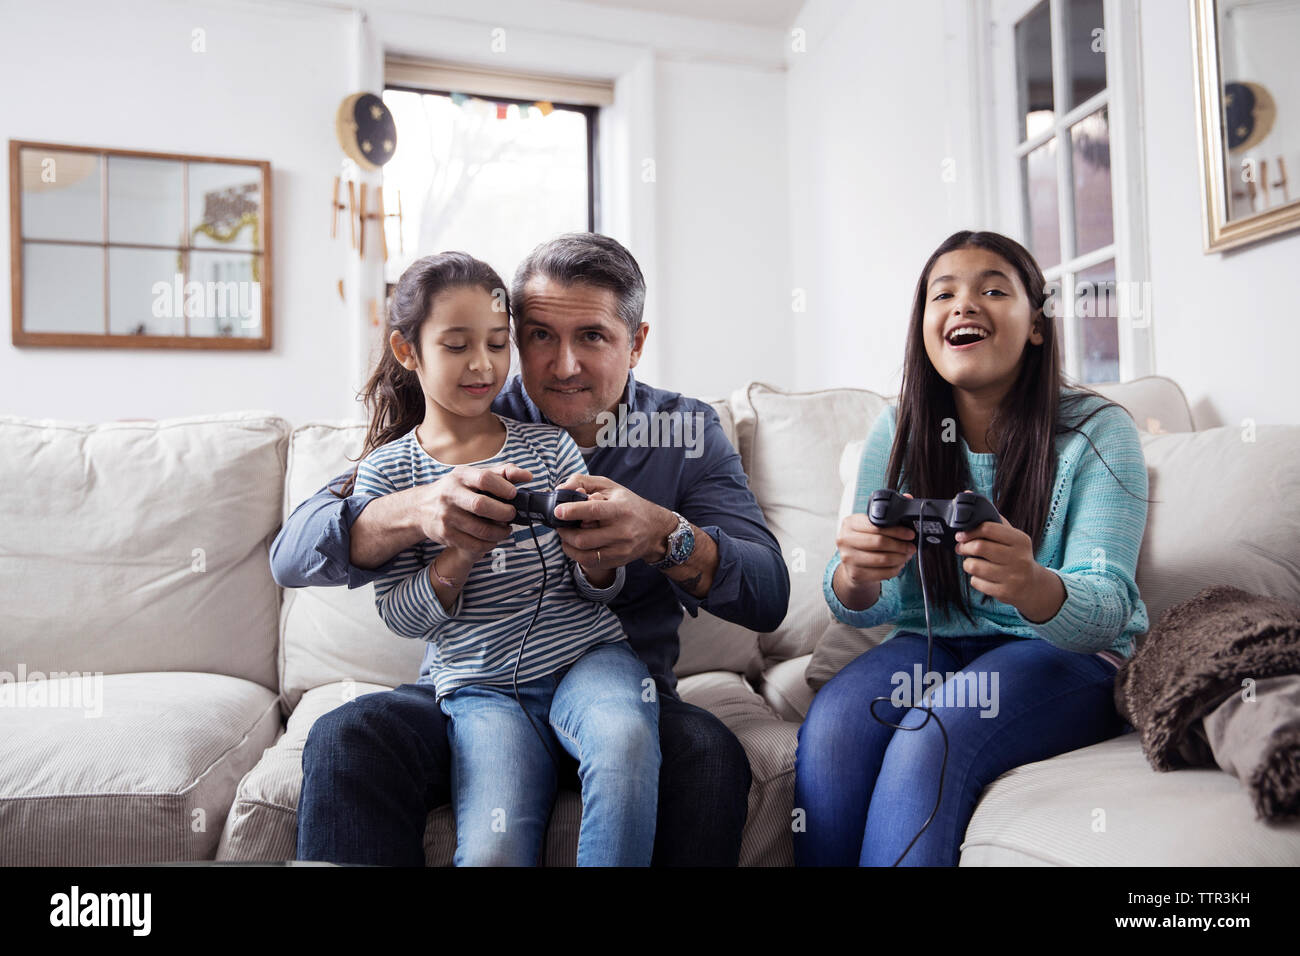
[279,422,428,712]
[1090,375,1196,434]
[0,411,286,689]
[759,654,815,722]
[218,679,395,862]
[0,672,280,864]
[960,732,1300,865]
[1135,424,1300,625]
[666,398,765,679]
[730,383,891,665]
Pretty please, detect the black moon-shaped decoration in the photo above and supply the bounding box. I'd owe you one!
[1223,80,1276,153]
[1223,82,1255,150]
[335,92,397,170]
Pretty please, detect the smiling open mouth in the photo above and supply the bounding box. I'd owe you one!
[946,327,990,349]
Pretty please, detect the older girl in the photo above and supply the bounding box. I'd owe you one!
[795,230,1149,866]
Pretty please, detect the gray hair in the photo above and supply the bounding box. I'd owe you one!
[510,232,646,342]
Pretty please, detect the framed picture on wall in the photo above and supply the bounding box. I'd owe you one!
[1191,0,1300,252]
[9,140,273,349]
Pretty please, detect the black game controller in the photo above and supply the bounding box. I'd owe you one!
[866,489,1002,549]
[485,488,588,529]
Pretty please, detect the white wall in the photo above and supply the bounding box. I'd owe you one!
[0,0,793,423]
[653,57,790,399]
[784,0,986,396]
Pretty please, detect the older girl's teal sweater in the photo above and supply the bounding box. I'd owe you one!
[824,390,1149,659]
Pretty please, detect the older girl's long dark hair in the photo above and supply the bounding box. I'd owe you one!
[887,229,1146,625]
[330,252,509,498]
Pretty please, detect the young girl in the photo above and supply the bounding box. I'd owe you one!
[794,230,1150,867]
[336,251,660,867]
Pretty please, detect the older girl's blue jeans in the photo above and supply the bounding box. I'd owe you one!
[793,632,1126,866]
[438,639,661,866]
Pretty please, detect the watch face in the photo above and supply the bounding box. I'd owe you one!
[670,524,695,564]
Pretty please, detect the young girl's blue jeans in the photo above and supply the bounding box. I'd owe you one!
[793,631,1126,866]
[438,640,661,866]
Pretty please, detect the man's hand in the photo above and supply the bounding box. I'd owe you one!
[553,473,719,599]
[350,463,530,570]
[551,474,675,569]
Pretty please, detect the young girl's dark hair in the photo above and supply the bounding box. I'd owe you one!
[887,229,1147,625]
[330,251,509,498]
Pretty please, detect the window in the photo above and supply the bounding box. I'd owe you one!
[380,60,606,300]
[993,0,1152,382]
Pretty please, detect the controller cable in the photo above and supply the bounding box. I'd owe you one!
[514,516,559,764]
[512,513,565,865]
[866,499,951,866]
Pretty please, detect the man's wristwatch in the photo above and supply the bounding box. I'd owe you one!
[648,511,695,570]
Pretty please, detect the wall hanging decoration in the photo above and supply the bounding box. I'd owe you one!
[333,92,402,262]
[9,139,272,349]
[1192,0,1300,251]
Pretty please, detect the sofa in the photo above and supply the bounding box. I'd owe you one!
[2,374,1298,865]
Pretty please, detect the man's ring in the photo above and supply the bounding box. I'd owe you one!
[596,549,602,564]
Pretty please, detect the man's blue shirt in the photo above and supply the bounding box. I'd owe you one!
[268,370,790,696]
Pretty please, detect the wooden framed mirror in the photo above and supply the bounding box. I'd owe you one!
[9,140,272,348]
[1191,0,1300,252]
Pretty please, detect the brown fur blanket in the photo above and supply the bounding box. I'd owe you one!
[1114,584,1300,819]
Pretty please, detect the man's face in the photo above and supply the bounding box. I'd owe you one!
[515,275,648,428]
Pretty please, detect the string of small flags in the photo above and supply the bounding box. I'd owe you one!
[448,91,555,119]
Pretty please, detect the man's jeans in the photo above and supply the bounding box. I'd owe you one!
[793,632,1125,866]
[438,641,659,866]
[299,658,752,866]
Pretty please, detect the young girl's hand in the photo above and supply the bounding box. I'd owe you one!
[952,489,1061,619]
[440,466,527,566]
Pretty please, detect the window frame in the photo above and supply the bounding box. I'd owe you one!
[989,0,1153,382]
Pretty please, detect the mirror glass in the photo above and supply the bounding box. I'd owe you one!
[108,156,183,246]
[22,243,104,334]
[20,149,102,243]
[1216,0,1300,223]
[13,143,270,348]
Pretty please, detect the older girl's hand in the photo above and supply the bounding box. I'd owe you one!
[952,489,1062,621]
[837,492,918,588]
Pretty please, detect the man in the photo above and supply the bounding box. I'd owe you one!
[272,232,789,866]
